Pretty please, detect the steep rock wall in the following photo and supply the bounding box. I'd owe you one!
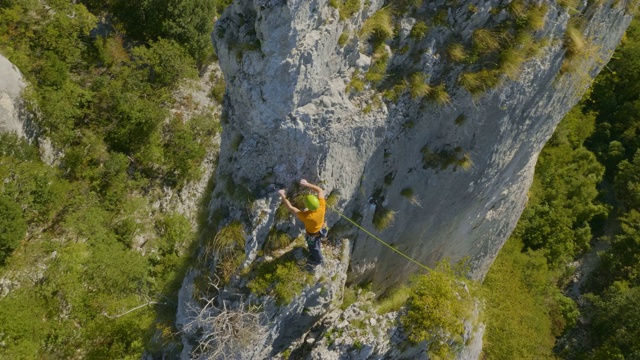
[0,54,26,137]
[210,0,633,291]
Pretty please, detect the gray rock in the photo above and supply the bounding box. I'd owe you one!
[0,54,26,137]
[210,0,631,289]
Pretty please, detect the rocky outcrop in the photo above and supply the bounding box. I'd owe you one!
[0,54,26,137]
[211,0,632,287]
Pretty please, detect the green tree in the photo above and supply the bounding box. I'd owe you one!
[592,210,640,291]
[585,19,640,176]
[516,107,606,265]
[163,117,206,187]
[0,288,50,358]
[131,38,197,89]
[585,282,640,359]
[156,0,216,64]
[614,149,640,210]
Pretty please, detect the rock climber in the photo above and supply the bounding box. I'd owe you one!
[278,179,327,266]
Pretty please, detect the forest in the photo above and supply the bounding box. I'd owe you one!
[0,0,639,358]
[0,0,230,357]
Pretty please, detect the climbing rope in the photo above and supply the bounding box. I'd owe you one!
[327,204,431,272]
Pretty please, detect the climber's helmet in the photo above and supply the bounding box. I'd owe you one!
[304,195,320,211]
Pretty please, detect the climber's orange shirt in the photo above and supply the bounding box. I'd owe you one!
[297,197,326,234]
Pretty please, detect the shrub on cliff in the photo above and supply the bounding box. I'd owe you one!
[0,195,27,265]
[401,261,474,359]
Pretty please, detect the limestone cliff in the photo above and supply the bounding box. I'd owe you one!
[176,0,634,358]
[210,0,632,286]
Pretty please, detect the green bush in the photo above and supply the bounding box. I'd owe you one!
[402,261,474,358]
[210,76,226,104]
[584,282,640,358]
[163,116,208,187]
[247,259,312,305]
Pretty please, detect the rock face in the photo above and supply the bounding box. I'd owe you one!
[211,0,632,288]
[0,54,26,137]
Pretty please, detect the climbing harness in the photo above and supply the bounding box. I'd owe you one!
[306,227,328,245]
[327,204,431,272]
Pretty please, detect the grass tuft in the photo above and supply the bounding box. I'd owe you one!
[332,0,361,21]
[400,187,421,206]
[410,21,429,39]
[326,191,340,207]
[563,22,585,60]
[472,28,501,53]
[365,54,389,84]
[507,0,527,20]
[383,81,407,102]
[499,47,525,80]
[372,206,396,231]
[212,221,245,253]
[348,69,366,93]
[338,31,349,47]
[341,286,357,310]
[446,43,467,63]
[376,285,410,314]
[429,83,451,106]
[458,69,501,95]
[558,0,579,10]
[276,203,290,221]
[360,7,394,42]
[209,221,246,283]
[526,4,548,31]
[264,229,292,254]
[458,152,473,171]
[409,73,431,99]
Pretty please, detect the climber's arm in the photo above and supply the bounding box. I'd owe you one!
[299,179,325,199]
[278,189,300,214]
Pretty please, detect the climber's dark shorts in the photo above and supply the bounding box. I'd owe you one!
[305,227,327,265]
